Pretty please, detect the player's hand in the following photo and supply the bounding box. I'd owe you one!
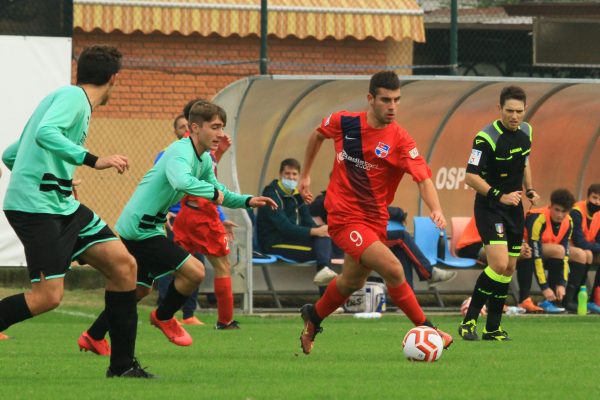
[430,210,446,230]
[248,196,278,210]
[72,179,82,200]
[213,190,225,205]
[165,211,176,231]
[555,285,565,301]
[519,242,532,259]
[526,189,540,205]
[95,155,129,174]
[222,219,238,241]
[310,224,329,237]
[298,175,313,204]
[542,287,557,302]
[500,191,522,206]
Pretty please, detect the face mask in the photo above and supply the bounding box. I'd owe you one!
[281,178,298,191]
[588,202,600,215]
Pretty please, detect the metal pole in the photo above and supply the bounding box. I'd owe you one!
[260,0,268,74]
[450,0,458,75]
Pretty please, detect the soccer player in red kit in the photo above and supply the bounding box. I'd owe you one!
[297,71,453,354]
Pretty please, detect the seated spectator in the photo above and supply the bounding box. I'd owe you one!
[257,158,336,292]
[309,190,456,288]
[569,183,600,314]
[518,189,576,313]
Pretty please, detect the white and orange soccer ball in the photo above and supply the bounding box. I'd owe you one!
[460,296,487,317]
[402,326,444,362]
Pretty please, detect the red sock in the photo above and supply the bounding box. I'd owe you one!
[594,286,600,306]
[214,276,233,324]
[315,278,350,320]
[387,281,426,326]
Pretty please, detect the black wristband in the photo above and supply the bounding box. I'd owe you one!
[487,187,503,202]
[245,197,253,207]
[82,152,98,168]
[212,188,219,200]
[526,188,535,199]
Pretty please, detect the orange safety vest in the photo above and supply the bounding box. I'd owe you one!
[573,200,600,242]
[525,207,570,244]
[456,217,482,249]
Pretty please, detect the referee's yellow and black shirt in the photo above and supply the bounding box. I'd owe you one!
[466,119,532,203]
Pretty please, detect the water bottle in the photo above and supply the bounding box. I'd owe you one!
[577,286,588,316]
[437,231,445,260]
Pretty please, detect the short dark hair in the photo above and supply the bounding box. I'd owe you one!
[369,71,400,97]
[173,114,186,129]
[188,101,226,127]
[500,86,526,107]
[587,183,600,197]
[550,188,575,210]
[76,45,122,85]
[279,158,301,173]
[183,98,207,120]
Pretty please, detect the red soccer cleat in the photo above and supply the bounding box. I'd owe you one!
[434,327,454,349]
[150,310,193,346]
[299,304,322,355]
[180,316,205,326]
[0,332,10,341]
[78,331,111,356]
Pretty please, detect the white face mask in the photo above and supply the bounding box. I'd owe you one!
[281,178,298,191]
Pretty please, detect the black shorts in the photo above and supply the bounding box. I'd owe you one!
[121,235,191,287]
[5,204,118,282]
[474,199,524,257]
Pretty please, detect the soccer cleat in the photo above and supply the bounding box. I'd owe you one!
[78,331,111,356]
[482,327,510,341]
[428,267,458,287]
[538,300,565,314]
[180,316,205,325]
[519,297,543,313]
[458,319,479,341]
[313,267,338,286]
[215,320,241,330]
[299,304,323,355]
[150,310,193,346]
[106,358,155,378]
[0,332,9,340]
[588,302,600,314]
[433,327,454,349]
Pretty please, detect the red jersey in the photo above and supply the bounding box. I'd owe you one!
[318,111,431,224]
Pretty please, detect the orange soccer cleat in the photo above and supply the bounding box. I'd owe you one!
[150,310,193,346]
[78,331,111,356]
[519,297,543,313]
[180,316,205,326]
[0,332,10,340]
[434,327,454,349]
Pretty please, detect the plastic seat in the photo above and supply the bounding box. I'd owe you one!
[387,220,405,232]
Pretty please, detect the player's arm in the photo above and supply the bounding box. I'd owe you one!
[299,129,326,204]
[165,150,222,201]
[2,140,20,170]
[417,178,446,230]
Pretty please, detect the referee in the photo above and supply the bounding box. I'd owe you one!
[459,86,540,341]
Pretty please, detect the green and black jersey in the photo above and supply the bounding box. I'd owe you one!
[116,137,251,241]
[466,119,532,204]
[3,86,92,215]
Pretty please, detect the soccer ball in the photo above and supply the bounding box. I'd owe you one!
[460,296,487,317]
[402,326,444,362]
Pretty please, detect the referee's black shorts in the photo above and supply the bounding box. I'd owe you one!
[474,199,524,257]
[5,204,118,282]
[121,235,191,288]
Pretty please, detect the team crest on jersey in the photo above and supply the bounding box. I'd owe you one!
[409,147,419,159]
[495,223,505,237]
[375,142,390,158]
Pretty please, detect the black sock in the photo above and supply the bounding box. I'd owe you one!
[463,270,495,323]
[516,259,534,303]
[545,258,564,292]
[105,290,137,375]
[0,293,33,331]
[486,281,509,332]
[87,310,109,340]
[565,261,587,306]
[156,281,189,321]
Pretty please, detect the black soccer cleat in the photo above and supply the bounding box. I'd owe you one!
[215,320,241,330]
[482,327,510,341]
[458,319,479,341]
[300,304,323,355]
[106,358,155,378]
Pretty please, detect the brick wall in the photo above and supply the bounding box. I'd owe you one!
[73,29,391,119]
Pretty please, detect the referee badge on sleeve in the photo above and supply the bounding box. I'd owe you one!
[468,149,482,166]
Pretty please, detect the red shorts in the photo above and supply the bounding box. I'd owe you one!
[328,217,387,262]
[172,202,229,257]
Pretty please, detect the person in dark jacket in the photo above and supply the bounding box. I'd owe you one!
[257,158,336,288]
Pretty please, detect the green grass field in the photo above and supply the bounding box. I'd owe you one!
[0,289,597,400]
